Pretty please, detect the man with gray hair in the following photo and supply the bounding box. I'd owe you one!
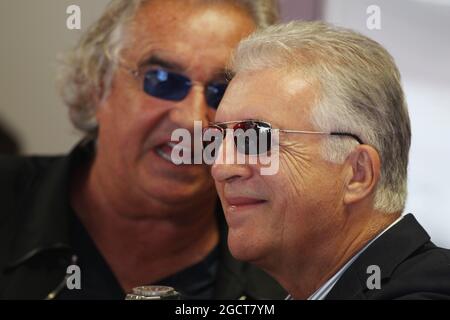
[0,0,286,299]
[210,21,450,299]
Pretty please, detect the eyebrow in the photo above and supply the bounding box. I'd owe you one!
[215,69,232,82]
[140,54,185,72]
[140,54,231,82]
[224,69,235,82]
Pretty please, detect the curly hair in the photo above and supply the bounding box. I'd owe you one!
[58,0,280,137]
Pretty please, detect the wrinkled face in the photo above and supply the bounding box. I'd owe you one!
[95,0,256,214]
[212,69,348,268]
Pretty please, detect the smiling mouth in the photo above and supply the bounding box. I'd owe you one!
[226,197,268,209]
[155,142,193,164]
[155,142,175,163]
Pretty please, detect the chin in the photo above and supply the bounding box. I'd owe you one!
[227,228,267,264]
[137,164,214,202]
[144,179,213,205]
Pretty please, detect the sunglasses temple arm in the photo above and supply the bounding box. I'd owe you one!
[278,130,330,135]
[279,130,363,144]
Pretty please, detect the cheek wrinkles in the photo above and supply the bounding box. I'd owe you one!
[279,141,314,198]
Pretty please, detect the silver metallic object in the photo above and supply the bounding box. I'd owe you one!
[125,285,181,300]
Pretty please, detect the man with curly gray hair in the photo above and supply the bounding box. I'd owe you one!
[0,0,285,299]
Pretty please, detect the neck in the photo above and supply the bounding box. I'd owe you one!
[70,157,219,292]
[273,208,400,300]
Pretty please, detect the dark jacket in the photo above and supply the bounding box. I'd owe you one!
[0,141,286,300]
[326,214,450,300]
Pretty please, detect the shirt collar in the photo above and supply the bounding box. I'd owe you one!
[285,215,405,300]
[6,139,94,271]
[308,215,404,300]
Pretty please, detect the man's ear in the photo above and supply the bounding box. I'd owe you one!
[343,145,381,206]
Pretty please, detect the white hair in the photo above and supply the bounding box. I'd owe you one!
[231,21,411,213]
[58,0,280,137]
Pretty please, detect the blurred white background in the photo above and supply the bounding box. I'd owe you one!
[0,0,449,246]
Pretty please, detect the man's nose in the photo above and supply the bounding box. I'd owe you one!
[211,133,253,183]
[169,84,211,129]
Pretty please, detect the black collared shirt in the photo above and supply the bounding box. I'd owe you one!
[57,210,220,299]
[0,140,286,300]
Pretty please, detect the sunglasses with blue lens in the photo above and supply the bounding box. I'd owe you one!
[132,68,228,110]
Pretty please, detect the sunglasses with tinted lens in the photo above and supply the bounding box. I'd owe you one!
[143,69,228,109]
[203,120,363,156]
